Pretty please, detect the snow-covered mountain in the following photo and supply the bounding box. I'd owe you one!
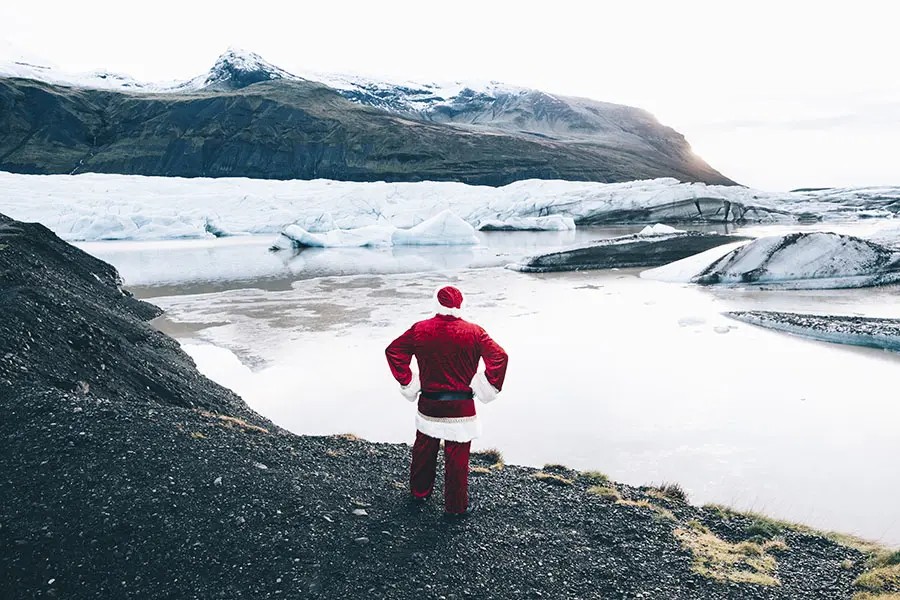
[0,48,734,185]
[0,48,683,143]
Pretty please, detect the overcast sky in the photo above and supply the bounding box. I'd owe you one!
[2,0,897,190]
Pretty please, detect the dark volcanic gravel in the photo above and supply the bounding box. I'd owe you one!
[1,214,869,599]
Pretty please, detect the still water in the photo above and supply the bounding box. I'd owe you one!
[79,225,900,546]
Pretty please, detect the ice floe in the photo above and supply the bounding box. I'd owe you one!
[477,216,576,231]
[638,223,685,236]
[510,231,745,272]
[645,232,900,289]
[727,311,900,352]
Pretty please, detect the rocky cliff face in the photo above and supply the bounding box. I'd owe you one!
[0,50,734,185]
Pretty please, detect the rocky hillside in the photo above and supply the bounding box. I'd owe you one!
[0,50,733,186]
[3,212,897,599]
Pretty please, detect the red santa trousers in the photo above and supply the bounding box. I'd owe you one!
[410,430,471,514]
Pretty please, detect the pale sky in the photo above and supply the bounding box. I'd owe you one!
[2,0,897,190]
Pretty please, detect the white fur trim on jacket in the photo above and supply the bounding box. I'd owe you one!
[471,370,500,404]
[416,412,482,442]
[433,286,464,317]
[399,372,421,402]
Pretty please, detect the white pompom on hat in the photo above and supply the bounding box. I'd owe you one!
[434,285,464,317]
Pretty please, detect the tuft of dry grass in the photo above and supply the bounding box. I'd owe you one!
[854,593,900,600]
[325,449,344,458]
[189,431,206,439]
[335,433,360,441]
[648,482,688,503]
[196,410,270,434]
[587,485,621,500]
[674,521,782,586]
[470,466,492,475]
[586,485,675,521]
[472,448,504,469]
[532,472,574,486]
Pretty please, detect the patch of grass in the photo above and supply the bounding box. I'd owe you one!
[470,466,492,475]
[582,470,609,483]
[189,431,206,439]
[197,410,270,434]
[746,519,782,541]
[325,449,344,458]
[855,564,900,595]
[335,433,360,441]
[707,506,900,599]
[704,503,885,556]
[648,482,688,503]
[532,472,574,486]
[587,485,621,500]
[674,521,781,586]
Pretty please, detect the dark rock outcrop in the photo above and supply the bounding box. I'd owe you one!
[0,213,880,599]
[511,232,747,272]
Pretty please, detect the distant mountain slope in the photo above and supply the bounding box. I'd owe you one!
[0,49,735,185]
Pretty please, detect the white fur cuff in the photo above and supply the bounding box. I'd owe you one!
[471,370,500,404]
[400,373,421,402]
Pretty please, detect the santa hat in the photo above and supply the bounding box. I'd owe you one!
[434,285,464,317]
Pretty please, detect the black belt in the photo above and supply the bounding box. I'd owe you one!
[420,391,473,401]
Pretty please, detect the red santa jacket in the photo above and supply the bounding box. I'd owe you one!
[385,314,508,441]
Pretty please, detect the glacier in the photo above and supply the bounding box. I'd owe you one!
[0,171,828,243]
[1,171,898,243]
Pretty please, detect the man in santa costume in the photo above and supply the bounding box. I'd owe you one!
[385,285,509,516]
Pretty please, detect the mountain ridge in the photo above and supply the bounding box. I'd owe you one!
[0,48,735,186]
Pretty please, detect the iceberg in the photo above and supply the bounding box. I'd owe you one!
[275,210,477,249]
[691,232,900,289]
[727,311,900,352]
[279,224,396,248]
[391,210,478,246]
[477,216,576,231]
[638,223,685,236]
